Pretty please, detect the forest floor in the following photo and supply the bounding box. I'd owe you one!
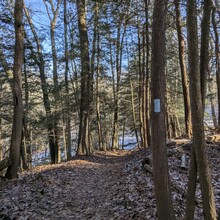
[0,142,220,220]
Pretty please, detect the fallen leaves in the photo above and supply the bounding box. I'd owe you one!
[0,146,219,219]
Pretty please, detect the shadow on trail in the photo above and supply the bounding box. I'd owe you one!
[74,150,135,165]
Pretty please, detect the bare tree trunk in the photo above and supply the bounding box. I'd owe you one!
[43,0,61,163]
[112,23,121,151]
[185,148,197,220]
[108,30,116,150]
[24,5,57,164]
[64,0,72,160]
[112,13,128,151]
[151,0,176,219]
[212,8,220,127]
[5,0,24,179]
[96,11,103,151]
[91,1,103,151]
[142,28,148,149]
[174,0,192,138]
[187,0,217,218]
[210,98,218,128]
[137,20,144,148]
[200,0,213,109]
[76,0,91,155]
[144,0,151,146]
[208,76,217,128]
[130,79,140,147]
[21,57,29,170]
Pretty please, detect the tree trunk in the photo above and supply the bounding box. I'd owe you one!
[24,5,57,164]
[142,28,148,149]
[174,0,192,138]
[91,1,103,151]
[130,79,140,147]
[187,0,217,218]
[96,5,104,151]
[64,0,72,160]
[5,0,24,179]
[112,14,128,151]
[76,0,91,155]
[185,148,197,220]
[43,0,61,163]
[200,0,213,109]
[21,55,29,170]
[212,8,220,127]
[208,76,217,128]
[112,23,121,151]
[144,0,151,146]
[151,0,176,219]
[137,20,144,148]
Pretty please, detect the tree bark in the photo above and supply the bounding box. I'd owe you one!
[43,0,61,163]
[130,79,140,147]
[5,0,24,179]
[144,0,151,146]
[174,0,192,138]
[64,0,72,160]
[76,0,91,155]
[212,8,220,127]
[187,0,217,218]
[185,148,197,220]
[200,0,213,109]
[137,19,144,148]
[151,0,176,219]
[112,12,128,151]
[95,2,104,151]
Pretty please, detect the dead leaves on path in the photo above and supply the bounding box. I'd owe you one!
[0,147,219,219]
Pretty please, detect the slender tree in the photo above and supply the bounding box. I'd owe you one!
[200,0,213,109]
[23,4,57,164]
[186,0,217,219]
[5,0,24,179]
[151,0,176,219]
[64,0,72,160]
[144,0,151,146]
[43,0,61,163]
[212,8,220,127]
[174,0,192,137]
[112,2,129,151]
[93,1,104,151]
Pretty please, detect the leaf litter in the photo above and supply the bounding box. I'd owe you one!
[0,144,219,220]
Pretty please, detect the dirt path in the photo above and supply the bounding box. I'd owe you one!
[0,151,143,220]
[1,148,220,220]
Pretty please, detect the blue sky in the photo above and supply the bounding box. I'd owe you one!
[24,0,50,28]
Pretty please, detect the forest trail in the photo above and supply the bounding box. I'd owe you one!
[0,146,220,220]
[0,150,149,220]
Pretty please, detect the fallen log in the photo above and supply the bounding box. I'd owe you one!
[206,134,220,143]
[0,158,11,171]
